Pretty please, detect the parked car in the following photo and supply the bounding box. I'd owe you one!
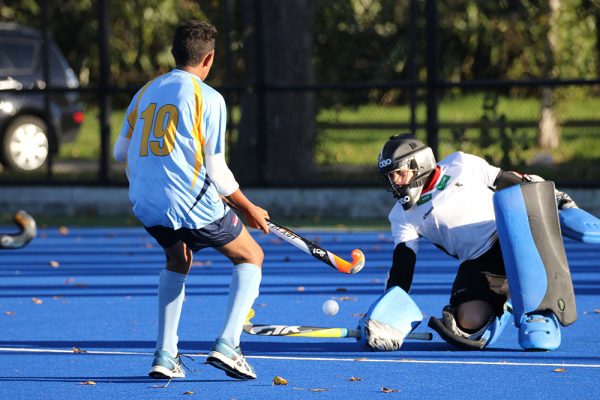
[0,22,83,172]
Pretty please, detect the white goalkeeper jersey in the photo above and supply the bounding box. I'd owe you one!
[389,152,501,261]
[118,69,228,229]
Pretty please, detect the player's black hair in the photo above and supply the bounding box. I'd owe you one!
[171,20,217,67]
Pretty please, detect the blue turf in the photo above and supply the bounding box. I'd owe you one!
[0,227,599,399]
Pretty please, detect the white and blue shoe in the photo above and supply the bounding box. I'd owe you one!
[148,350,185,379]
[518,311,561,351]
[206,338,256,380]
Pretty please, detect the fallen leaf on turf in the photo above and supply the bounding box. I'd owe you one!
[145,243,154,248]
[594,309,600,314]
[73,347,87,353]
[310,388,328,392]
[268,238,282,244]
[151,382,171,388]
[381,387,399,393]
[352,313,366,318]
[4,311,14,316]
[335,287,348,292]
[80,381,96,385]
[348,377,362,381]
[257,303,268,307]
[273,376,288,385]
[32,297,43,304]
[58,226,69,236]
[49,260,60,268]
[64,278,75,284]
[553,368,566,373]
[337,296,357,301]
[183,391,195,395]
[354,357,367,361]
[52,296,62,300]
[296,286,305,292]
[191,260,212,267]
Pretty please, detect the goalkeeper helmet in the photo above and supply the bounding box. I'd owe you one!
[377,134,437,210]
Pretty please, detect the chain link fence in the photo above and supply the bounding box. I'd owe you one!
[1,1,599,187]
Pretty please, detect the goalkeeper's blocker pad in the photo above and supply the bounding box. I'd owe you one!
[493,181,576,327]
[359,286,422,351]
[559,207,600,244]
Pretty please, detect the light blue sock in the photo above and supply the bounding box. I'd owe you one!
[156,270,186,358]
[219,263,262,347]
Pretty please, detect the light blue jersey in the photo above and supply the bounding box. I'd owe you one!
[118,69,228,229]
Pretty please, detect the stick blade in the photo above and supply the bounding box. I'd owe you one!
[332,249,365,274]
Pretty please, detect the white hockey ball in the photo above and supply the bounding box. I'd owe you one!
[322,299,339,316]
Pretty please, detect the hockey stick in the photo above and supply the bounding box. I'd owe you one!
[220,196,364,274]
[266,220,365,274]
[243,309,432,341]
[0,210,36,250]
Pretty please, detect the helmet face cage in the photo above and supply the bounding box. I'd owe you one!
[377,135,436,210]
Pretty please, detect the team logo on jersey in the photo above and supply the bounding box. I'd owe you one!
[436,175,451,190]
[417,193,432,206]
[379,158,392,168]
[232,214,239,227]
[423,206,434,220]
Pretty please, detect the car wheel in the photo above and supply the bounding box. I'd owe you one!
[2,116,49,172]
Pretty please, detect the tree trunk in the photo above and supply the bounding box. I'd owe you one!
[232,0,317,185]
[230,0,262,184]
[261,0,317,184]
[538,0,561,150]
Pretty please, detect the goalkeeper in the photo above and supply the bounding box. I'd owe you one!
[370,134,598,351]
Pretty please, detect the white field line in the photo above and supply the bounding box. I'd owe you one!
[0,346,598,369]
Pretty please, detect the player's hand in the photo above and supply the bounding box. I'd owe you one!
[244,205,270,234]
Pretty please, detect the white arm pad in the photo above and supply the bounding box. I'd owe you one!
[205,153,239,196]
[113,136,130,162]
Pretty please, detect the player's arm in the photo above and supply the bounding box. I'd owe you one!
[203,91,270,233]
[385,242,417,292]
[113,95,140,162]
[493,170,577,209]
[205,153,270,234]
[224,190,270,234]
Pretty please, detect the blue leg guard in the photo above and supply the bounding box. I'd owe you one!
[359,286,422,351]
[479,301,513,348]
[559,207,600,244]
[494,182,576,351]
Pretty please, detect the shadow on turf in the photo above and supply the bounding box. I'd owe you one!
[0,339,519,355]
[2,340,598,363]
[0,376,234,384]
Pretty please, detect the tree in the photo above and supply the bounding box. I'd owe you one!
[231,0,317,184]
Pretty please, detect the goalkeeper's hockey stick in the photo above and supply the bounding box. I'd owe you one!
[243,309,432,341]
[243,323,431,341]
[0,210,36,250]
[266,220,365,274]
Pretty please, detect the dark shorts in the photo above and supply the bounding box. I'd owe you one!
[449,240,509,316]
[144,209,244,252]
